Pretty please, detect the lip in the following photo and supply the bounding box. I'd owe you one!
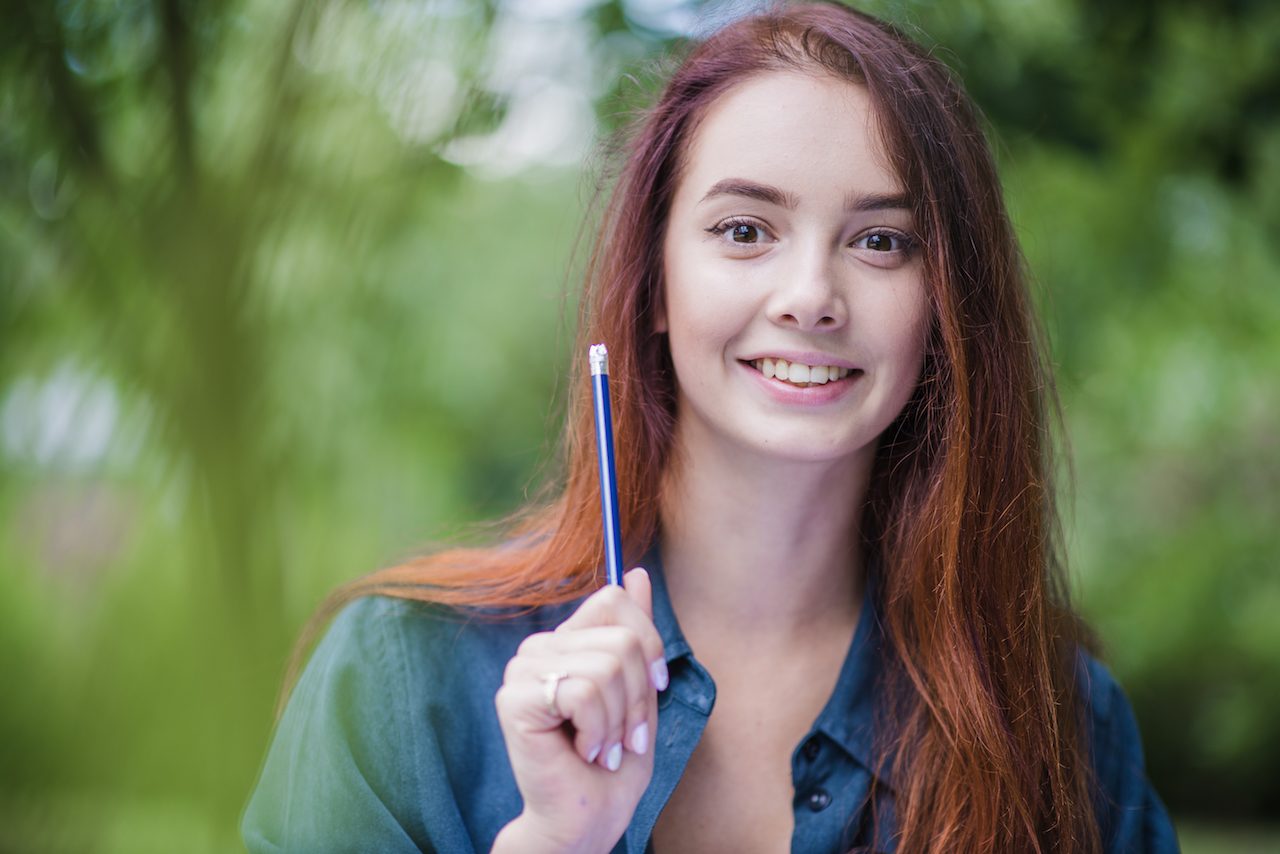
[737,359,863,406]
[737,349,861,371]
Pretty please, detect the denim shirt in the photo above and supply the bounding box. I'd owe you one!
[242,547,1179,853]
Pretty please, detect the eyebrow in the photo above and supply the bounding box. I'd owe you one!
[697,178,912,213]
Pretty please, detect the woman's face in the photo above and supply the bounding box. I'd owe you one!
[659,70,930,468]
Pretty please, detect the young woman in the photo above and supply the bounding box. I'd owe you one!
[243,3,1178,851]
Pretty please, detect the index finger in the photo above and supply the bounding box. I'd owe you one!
[621,566,652,621]
[556,567,667,688]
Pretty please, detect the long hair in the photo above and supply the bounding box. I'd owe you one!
[287,2,1099,850]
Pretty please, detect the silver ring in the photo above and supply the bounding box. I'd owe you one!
[541,671,570,718]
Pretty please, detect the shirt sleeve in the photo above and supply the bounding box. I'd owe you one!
[1084,656,1181,854]
[241,596,477,854]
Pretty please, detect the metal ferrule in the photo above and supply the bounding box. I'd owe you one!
[589,343,609,376]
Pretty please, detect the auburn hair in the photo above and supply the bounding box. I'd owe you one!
[287,2,1100,850]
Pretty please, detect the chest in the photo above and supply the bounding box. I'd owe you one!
[648,721,794,852]
[650,650,847,853]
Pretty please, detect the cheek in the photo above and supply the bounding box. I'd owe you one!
[663,251,741,348]
[871,281,931,378]
[901,303,931,378]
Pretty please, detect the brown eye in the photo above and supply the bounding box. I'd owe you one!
[705,218,771,247]
[854,230,914,253]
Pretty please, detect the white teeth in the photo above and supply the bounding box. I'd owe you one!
[749,359,853,386]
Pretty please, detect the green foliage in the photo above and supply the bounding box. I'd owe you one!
[1,0,1277,849]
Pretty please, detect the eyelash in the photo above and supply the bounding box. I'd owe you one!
[704,217,917,254]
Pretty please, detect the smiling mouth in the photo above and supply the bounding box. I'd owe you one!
[744,358,862,388]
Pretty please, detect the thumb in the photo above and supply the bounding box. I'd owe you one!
[622,566,653,621]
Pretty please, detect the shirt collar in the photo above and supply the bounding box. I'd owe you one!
[637,543,693,666]
[812,556,887,780]
[639,540,891,786]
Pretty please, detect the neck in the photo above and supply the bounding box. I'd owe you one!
[657,417,872,652]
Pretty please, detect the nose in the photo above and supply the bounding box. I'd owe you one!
[765,243,847,332]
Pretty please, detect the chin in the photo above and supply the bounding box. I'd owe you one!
[735,430,874,468]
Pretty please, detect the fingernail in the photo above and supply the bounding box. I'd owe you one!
[586,743,601,763]
[650,659,669,692]
[605,742,623,772]
[629,722,649,755]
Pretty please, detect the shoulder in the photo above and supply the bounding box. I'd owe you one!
[315,592,581,679]
[292,592,583,748]
[1075,651,1181,853]
[1078,652,1126,749]
[1075,652,1149,792]
[243,594,581,853]
[285,595,493,726]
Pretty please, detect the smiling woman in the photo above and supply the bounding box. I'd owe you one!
[242,3,1179,852]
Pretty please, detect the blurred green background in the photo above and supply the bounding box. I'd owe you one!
[1,0,1277,851]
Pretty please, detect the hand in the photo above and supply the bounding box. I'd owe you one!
[493,567,668,854]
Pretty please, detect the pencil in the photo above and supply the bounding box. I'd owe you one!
[589,343,624,586]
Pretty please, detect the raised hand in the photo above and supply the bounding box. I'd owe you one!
[492,567,668,854]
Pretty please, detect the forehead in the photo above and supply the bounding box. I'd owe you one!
[675,70,902,202]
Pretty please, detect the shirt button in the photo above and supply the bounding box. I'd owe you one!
[806,788,831,811]
[802,737,821,761]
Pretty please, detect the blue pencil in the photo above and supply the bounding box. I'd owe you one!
[589,344,624,587]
